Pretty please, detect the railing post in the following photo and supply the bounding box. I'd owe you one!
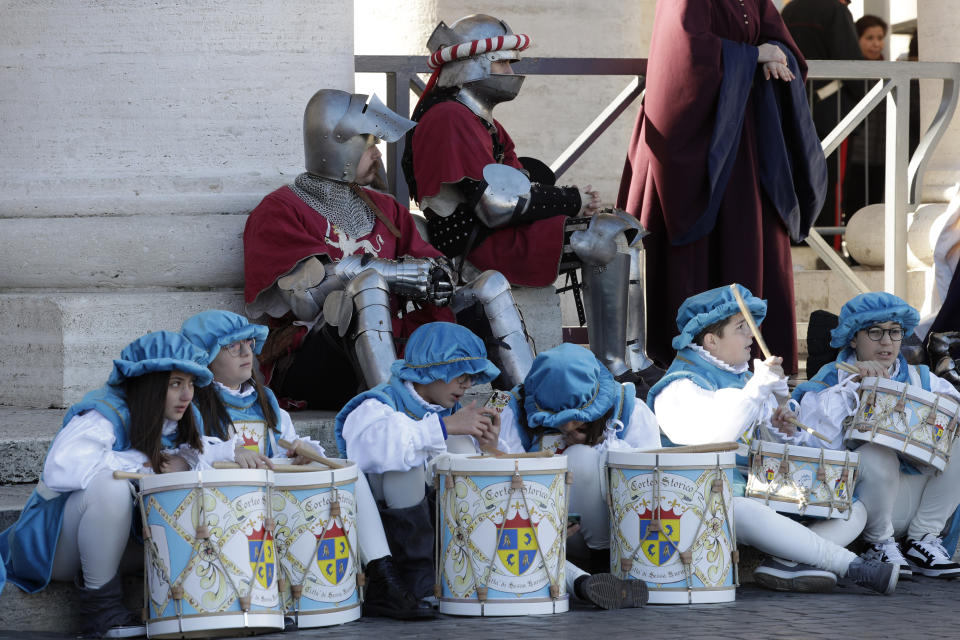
[384,71,411,207]
[883,78,909,297]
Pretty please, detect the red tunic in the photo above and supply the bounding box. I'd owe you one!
[243,185,454,340]
[411,100,566,287]
[617,0,805,374]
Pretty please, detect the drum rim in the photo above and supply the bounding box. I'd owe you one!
[140,468,274,491]
[749,440,861,464]
[861,376,960,414]
[433,452,568,473]
[606,450,737,466]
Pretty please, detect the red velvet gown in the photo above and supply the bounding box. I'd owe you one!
[618,0,807,374]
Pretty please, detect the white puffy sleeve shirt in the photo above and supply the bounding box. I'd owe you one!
[44,411,155,492]
[654,351,787,446]
[340,382,449,473]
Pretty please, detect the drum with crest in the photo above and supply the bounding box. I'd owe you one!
[608,448,738,604]
[434,453,570,616]
[139,468,284,638]
[270,460,361,628]
[745,441,858,519]
[846,376,960,471]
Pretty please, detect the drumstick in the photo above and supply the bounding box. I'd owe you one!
[729,284,832,445]
[277,438,346,469]
[113,470,147,480]
[641,443,741,454]
[212,461,317,473]
[835,361,861,374]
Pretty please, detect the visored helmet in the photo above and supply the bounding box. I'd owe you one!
[303,89,416,182]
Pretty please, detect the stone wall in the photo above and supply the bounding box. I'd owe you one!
[0,1,354,407]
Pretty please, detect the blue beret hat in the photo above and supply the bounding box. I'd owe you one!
[831,292,919,348]
[108,331,213,387]
[181,310,268,362]
[672,284,767,351]
[523,343,619,428]
[390,322,500,385]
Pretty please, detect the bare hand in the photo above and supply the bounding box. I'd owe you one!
[577,185,601,216]
[284,443,315,466]
[771,405,797,436]
[855,360,889,379]
[477,411,501,451]
[159,454,190,474]
[235,446,274,470]
[763,61,794,82]
[757,43,787,65]
[566,522,581,537]
[444,401,494,439]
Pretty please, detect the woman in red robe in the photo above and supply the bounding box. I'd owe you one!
[618,0,826,375]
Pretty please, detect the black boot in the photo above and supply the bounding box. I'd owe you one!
[927,332,960,392]
[75,573,144,639]
[574,573,648,610]
[377,497,436,600]
[362,556,437,620]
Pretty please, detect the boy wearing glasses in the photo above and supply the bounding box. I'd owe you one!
[793,292,960,578]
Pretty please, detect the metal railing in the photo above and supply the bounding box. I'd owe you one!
[356,55,960,299]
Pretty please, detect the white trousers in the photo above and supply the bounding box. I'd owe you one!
[856,442,960,542]
[734,498,857,575]
[564,445,610,554]
[51,472,140,589]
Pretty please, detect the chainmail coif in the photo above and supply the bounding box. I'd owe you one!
[290,173,376,239]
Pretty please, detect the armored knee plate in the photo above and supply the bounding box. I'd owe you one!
[324,269,397,388]
[452,270,534,388]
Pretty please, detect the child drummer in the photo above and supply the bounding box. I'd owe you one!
[793,292,960,578]
[649,285,896,595]
[335,322,502,601]
[496,342,657,608]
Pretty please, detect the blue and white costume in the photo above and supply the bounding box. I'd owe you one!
[498,343,660,556]
[183,310,398,568]
[793,293,960,560]
[651,286,865,581]
[335,322,500,598]
[0,332,214,595]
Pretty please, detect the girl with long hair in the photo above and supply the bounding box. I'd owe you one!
[0,331,214,638]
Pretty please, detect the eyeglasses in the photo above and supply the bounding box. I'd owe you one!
[223,339,255,356]
[864,327,904,342]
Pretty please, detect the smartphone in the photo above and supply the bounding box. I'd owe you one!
[567,513,582,527]
[482,390,511,415]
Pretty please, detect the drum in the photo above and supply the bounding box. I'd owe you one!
[745,441,859,519]
[139,469,284,638]
[271,460,361,628]
[434,453,569,616]
[846,376,960,471]
[608,450,738,605]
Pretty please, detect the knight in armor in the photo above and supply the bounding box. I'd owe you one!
[402,14,663,395]
[244,89,537,408]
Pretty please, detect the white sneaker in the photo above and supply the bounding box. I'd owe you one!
[862,538,912,578]
[904,533,960,578]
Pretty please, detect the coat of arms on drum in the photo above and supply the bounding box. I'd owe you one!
[497,513,539,576]
[317,522,350,585]
[247,525,276,588]
[638,507,681,566]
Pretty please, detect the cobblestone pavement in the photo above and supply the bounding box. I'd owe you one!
[5,577,960,640]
